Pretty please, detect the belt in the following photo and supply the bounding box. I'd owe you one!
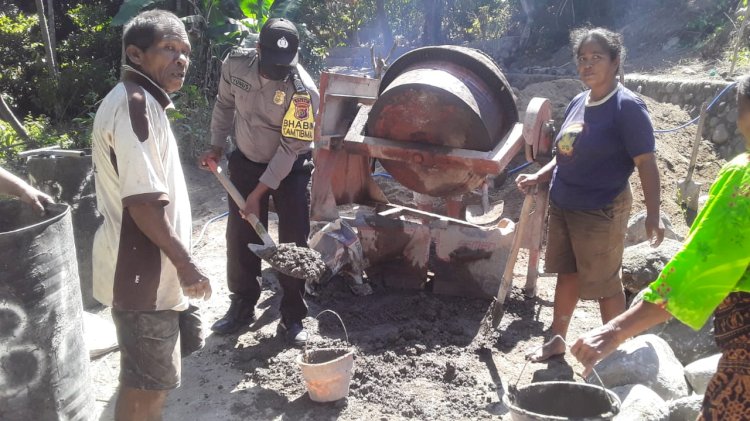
[233,149,312,171]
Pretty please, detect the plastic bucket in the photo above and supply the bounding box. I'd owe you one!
[503,381,620,421]
[296,347,354,402]
[296,310,354,402]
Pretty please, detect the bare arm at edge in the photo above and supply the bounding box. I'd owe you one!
[0,166,53,214]
[571,299,672,376]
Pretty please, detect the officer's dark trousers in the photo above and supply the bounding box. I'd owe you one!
[226,149,312,324]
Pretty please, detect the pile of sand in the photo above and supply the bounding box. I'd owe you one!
[634,95,725,236]
[515,78,587,122]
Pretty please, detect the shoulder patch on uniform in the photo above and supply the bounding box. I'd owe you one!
[282,93,315,142]
[231,76,251,91]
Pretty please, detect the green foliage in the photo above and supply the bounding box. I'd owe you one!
[35,3,119,122]
[180,1,250,98]
[180,0,308,97]
[68,110,97,149]
[380,0,422,44]
[297,23,328,78]
[0,10,38,34]
[296,0,374,49]
[293,0,517,62]
[684,0,736,46]
[0,7,46,119]
[168,85,213,161]
[269,0,302,19]
[112,0,158,26]
[732,47,750,67]
[291,0,377,77]
[0,2,120,132]
[238,0,274,30]
[446,0,519,42]
[0,114,73,161]
[289,0,519,77]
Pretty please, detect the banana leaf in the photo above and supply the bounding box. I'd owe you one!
[111,0,157,26]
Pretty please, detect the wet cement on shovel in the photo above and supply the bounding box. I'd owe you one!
[253,243,327,283]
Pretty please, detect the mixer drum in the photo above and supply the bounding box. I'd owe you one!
[367,46,518,197]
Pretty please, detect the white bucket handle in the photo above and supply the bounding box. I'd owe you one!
[303,309,351,363]
[514,335,616,411]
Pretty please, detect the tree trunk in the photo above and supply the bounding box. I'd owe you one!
[375,0,393,48]
[46,0,56,63]
[0,94,31,143]
[519,0,537,48]
[421,0,443,46]
[35,0,58,78]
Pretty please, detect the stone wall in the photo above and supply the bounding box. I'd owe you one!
[624,74,744,159]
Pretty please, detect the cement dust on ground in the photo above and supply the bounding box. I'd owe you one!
[89,78,727,419]
[90,165,602,420]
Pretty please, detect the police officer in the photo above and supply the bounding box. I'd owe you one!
[200,18,319,345]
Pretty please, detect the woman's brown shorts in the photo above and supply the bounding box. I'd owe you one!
[544,186,632,299]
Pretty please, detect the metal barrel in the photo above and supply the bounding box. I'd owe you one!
[27,153,101,309]
[367,45,518,197]
[0,200,94,421]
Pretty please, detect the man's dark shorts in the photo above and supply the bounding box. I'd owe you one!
[112,309,181,390]
[112,305,204,390]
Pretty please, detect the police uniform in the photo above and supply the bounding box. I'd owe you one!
[210,46,319,328]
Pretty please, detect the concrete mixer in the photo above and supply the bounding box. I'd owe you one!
[311,46,554,301]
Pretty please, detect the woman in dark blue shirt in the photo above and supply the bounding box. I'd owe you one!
[517,27,665,362]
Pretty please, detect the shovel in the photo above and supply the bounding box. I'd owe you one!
[466,182,505,225]
[206,159,326,283]
[467,162,535,225]
[488,186,537,329]
[676,102,708,211]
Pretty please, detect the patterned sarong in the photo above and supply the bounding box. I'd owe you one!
[698,292,750,420]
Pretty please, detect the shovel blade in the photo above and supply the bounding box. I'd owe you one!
[248,243,300,279]
[466,201,505,225]
[248,242,278,260]
[489,299,506,329]
[247,242,327,283]
[676,179,702,211]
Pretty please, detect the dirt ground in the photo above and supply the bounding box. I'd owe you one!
[89,162,604,421]
[88,72,728,419]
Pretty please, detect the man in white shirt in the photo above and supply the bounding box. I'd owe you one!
[91,10,211,420]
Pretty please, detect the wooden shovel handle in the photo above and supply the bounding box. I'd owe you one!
[206,159,275,247]
[207,159,243,206]
[495,186,537,303]
[244,214,275,248]
[685,102,708,183]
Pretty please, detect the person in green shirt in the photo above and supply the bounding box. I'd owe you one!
[572,76,750,420]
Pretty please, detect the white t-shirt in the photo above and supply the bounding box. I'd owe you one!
[91,67,191,311]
